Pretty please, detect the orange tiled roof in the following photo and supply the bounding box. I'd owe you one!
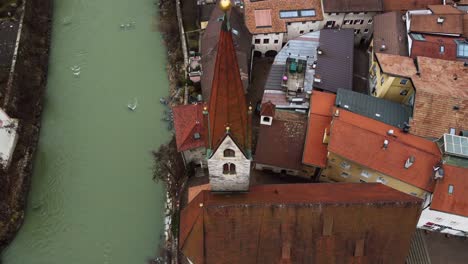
[328,109,441,192]
[303,91,336,167]
[207,17,249,153]
[412,56,468,98]
[375,53,417,77]
[431,165,468,217]
[180,183,422,264]
[173,104,206,152]
[244,0,323,34]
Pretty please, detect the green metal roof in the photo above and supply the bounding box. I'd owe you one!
[335,88,412,128]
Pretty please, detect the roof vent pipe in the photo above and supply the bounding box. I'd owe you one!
[387,129,394,136]
[404,156,415,169]
[383,140,389,149]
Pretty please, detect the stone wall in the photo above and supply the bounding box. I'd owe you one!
[208,135,251,191]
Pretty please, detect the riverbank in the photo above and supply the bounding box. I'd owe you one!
[0,0,51,253]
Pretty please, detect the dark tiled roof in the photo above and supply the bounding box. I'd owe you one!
[314,29,354,93]
[322,0,383,12]
[207,14,250,153]
[201,7,251,100]
[180,183,422,264]
[0,20,19,67]
[255,110,307,171]
[335,88,412,128]
[374,12,408,56]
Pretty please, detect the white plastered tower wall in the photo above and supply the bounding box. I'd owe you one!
[0,108,18,169]
[208,134,251,192]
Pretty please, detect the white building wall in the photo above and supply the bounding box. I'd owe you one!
[208,135,251,191]
[182,147,207,168]
[285,21,322,41]
[0,109,18,169]
[321,12,345,29]
[418,207,468,237]
[252,33,284,55]
[322,12,376,45]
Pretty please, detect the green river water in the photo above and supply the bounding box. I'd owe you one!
[3,0,169,263]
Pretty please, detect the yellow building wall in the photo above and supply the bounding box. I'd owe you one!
[320,152,429,199]
[369,52,415,105]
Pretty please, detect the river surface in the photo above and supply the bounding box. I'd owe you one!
[3,0,169,263]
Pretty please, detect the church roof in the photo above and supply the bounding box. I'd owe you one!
[207,13,249,153]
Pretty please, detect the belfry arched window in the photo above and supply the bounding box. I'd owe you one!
[223,163,236,175]
[224,149,235,157]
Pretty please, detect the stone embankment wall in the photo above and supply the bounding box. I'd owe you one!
[0,0,51,252]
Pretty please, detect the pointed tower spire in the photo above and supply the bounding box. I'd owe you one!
[207,0,249,156]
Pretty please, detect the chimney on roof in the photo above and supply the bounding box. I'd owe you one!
[437,17,445,24]
[317,47,323,55]
[434,166,445,180]
[404,156,415,169]
[382,140,389,149]
[379,44,387,51]
[387,129,395,136]
[402,122,411,133]
[453,74,458,80]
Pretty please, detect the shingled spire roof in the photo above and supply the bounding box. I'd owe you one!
[206,10,249,154]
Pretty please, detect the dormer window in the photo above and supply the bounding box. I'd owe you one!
[224,149,235,157]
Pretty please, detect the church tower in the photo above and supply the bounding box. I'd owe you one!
[204,0,252,192]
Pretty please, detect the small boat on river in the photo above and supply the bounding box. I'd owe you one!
[128,98,138,111]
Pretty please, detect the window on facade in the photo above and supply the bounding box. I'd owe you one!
[448,184,454,195]
[411,33,425,41]
[223,163,236,175]
[368,19,373,24]
[440,45,445,53]
[359,179,367,183]
[280,10,299,18]
[364,28,369,34]
[380,76,385,85]
[456,40,468,58]
[400,79,408,85]
[410,192,418,196]
[354,19,364,25]
[299,30,304,34]
[354,29,360,35]
[309,29,313,32]
[254,39,260,44]
[340,172,350,178]
[400,89,408,96]
[449,128,456,135]
[340,161,351,170]
[325,21,336,28]
[224,149,235,157]
[263,38,269,44]
[300,9,316,17]
[360,170,370,178]
[274,39,279,44]
[376,176,387,185]
[344,20,352,25]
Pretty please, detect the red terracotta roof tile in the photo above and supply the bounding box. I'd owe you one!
[428,4,463,14]
[328,109,441,192]
[180,183,422,263]
[375,52,417,77]
[431,165,468,217]
[172,104,206,152]
[410,34,465,61]
[303,91,336,167]
[244,0,323,34]
[207,19,249,152]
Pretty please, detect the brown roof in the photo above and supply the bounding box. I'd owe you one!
[244,0,323,34]
[180,183,422,264]
[412,56,468,98]
[464,14,468,37]
[410,14,464,35]
[373,12,409,56]
[303,91,336,168]
[314,29,354,93]
[328,109,441,192]
[255,111,307,171]
[428,4,463,14]
[207,14,250,153]
[431,165,468,217]
[173,104,206,152]
[322,0,384,12]
[375,53,418,77]
[260,101,275,117]
[383,0,442,12]
[201,7,251,99]
[410,34,465,61]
